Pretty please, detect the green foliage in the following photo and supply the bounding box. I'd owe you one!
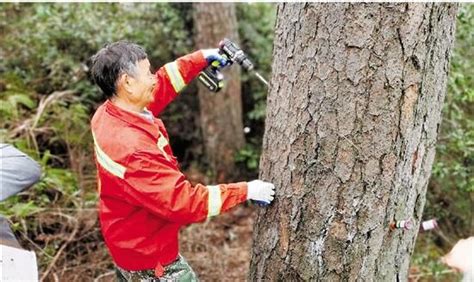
[410,254,461,280]
[1,3,191,105]
[423,4,474,238]
[0,73,37,131]
[433,4,474,194]
[6,201,43,219]
[237,3,276,123]
[235,143,260,170]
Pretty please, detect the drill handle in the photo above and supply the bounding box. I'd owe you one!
[197,52,232,92]
[197,65,223,93]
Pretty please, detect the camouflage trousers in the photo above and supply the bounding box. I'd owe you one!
[115,254,199,282]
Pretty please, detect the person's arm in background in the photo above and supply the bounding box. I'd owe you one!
[442,237,474,282]
[147,49,228,116]
[0,144,41,201]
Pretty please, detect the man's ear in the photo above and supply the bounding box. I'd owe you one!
[119,73,134,94]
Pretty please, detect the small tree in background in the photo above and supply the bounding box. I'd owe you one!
[193,3,245,182]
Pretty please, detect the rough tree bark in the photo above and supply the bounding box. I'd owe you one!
[249,3,458,281]
[193,3,245,182]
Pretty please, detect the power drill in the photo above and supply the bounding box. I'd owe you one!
[197,38,269,92]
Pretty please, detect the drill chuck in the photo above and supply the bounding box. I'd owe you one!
[219,39,254,71]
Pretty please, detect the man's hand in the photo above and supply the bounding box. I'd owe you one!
[201,49,230,67]
[247,180,275,206]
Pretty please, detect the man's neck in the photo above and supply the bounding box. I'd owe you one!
[111,96,144,113]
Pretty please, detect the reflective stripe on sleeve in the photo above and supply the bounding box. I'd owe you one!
[207,185,222,217]
[92,133,126,179]
[164,61,186,93]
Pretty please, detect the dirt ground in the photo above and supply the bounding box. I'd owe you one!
[180,205,256,282]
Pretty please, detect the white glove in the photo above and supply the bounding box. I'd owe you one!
[247,180,275,204]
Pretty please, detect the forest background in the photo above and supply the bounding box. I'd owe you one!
[0,3,472,281]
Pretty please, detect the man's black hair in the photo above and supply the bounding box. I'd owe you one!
[89,41,148,98]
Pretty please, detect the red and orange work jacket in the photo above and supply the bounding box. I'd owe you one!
[90,51,248,276]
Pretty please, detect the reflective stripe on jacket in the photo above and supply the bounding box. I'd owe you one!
[90,51,248,275]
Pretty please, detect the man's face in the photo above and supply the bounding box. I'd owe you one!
[125,59,156,108]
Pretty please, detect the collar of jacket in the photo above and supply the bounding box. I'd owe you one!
[104,99,161,140]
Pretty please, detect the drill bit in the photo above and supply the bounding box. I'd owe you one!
[253,71,269,87]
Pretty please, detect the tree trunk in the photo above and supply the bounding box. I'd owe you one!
[249,3,458,281]
[193,3,245,182]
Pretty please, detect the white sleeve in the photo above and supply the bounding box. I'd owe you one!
[0,244,38,281]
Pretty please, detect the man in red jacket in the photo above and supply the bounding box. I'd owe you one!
[89,41,275,281]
